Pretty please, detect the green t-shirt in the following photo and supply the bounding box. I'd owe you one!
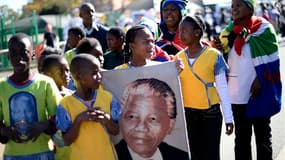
[0,74,62,156]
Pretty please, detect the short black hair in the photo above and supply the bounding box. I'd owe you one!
[70,53,100,78]
[41,54,66,74]
[107,27,125,41]
[76,37,102,54]
[8,33,31,50]
[121,78,177,119]
[68,27,85,39]
[181,15,206,38]
[38,47,63,73]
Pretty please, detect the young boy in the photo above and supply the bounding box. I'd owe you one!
[41,54,72,96]
[64,27,85,64]
[103,27,126,69]
[0,33,62,159]
[56,54,121,160]
[37,47,63,73]
[41,54,71,160]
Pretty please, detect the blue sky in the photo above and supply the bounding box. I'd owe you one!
[0,0,29,12]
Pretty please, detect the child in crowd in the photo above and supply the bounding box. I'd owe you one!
[64,27,85,64]
[0,33,61,159]
[115,25,161,69]
[103,27,126,69]
[41,54,71,97]
[176,15,234,160]
[115,25,183,73]
[65,37,105,90]
[41,54,72,160]
[65,37,104,67]
[137,16,173,62]
[56,54,121,160]
[76,37,104,67]
[38,47,63,73]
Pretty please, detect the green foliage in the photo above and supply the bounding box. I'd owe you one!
[39,3,68,15]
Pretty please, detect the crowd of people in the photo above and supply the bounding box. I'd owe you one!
[0,0,282,160]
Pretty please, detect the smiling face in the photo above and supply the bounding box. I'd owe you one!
[162,3,181,31]
[129,28,154,60]
[231,0,253,24]
[47,59,70,89]
[8,37,32,74]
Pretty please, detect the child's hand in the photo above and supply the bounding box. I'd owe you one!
[174,58,184,74]
[76,110,94,122]
[88,108,110,123]
[1,126,23,143]
[212,36,224,53]
[225,123,234,135]
[27,121,49,142]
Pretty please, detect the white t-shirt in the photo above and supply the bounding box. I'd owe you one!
[227,43,256,104]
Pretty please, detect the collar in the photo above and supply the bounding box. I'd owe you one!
[128,146,163,160]
[80,22,99,35]
[72,89,97,109]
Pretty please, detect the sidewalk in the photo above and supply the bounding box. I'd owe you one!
[276,145,285,160]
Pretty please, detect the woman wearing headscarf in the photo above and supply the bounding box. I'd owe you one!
[156,0,187,55]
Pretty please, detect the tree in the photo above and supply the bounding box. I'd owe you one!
[21,0,82,18]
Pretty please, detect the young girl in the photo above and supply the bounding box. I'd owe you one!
[0,33,61,159]
[115,25,161,69]
[176,15,234,160]
[56,54,121,160]
[115,25,183,73]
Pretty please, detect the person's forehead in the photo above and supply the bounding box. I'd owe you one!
[164,3,178,9]
[53,60,69,69]
[135,29,153,39]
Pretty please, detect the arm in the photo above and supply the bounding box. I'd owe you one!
[27,118,56,142]
[215,72,234,135]
[214,54,234,135]
[62,111,88,145]
[0,121,21,143]
[98,111,119,135]
[24,78,63,141]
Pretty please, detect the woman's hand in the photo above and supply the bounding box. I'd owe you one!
[250,77,262,99]
[225,123,234,135]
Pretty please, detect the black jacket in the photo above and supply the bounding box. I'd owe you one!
[115,139,190,160]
